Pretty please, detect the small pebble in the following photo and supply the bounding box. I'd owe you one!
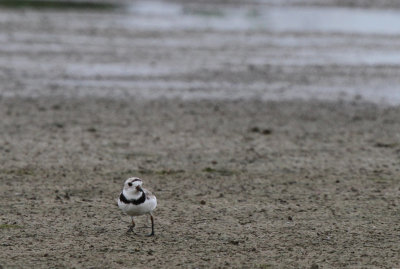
[229,240,239,245]
[250,127,260,133]
[262,129,272,135]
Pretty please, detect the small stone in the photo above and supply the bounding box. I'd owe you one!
[250,127,260,133]
[310,264,319,269]
[229,240,240,245]
[54,123,64,129]
[52,104,61,110]
[262,129,272,135]
[288,216,293,221]
[200,200,206,205]
[351,187,358,192]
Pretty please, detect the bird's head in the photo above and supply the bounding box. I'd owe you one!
[123,177,143,194]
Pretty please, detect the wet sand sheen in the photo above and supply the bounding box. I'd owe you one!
[1,1,400,268]
[1,1,400,104]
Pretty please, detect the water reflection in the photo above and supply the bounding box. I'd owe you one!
[3,0,400,34]
[128,1,400,34]
[1,0,400,104]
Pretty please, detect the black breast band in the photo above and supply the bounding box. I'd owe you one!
[120,192,146,205]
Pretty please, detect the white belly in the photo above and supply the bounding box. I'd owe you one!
[118,196,157,216]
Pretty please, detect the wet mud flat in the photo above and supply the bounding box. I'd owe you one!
[1,98,400,268]
[1,0,400,268]
[2,1,400,103]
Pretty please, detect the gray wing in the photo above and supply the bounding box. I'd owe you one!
[144,189,156,200]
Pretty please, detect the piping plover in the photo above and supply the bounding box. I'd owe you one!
[118,177,157,236]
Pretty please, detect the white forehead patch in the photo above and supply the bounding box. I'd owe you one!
[125,177,142,185]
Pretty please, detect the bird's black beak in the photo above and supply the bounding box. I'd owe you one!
[136,186,143,192]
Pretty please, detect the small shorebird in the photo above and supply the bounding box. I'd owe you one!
[117,177,157,236]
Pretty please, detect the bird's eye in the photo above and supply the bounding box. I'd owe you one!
[128,182,132,187]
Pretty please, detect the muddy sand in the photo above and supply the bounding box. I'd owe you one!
[2,0,400,268]
[0,97,400,268]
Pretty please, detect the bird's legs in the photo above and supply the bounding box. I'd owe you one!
[127,217,135,233]
[147,213,154,236]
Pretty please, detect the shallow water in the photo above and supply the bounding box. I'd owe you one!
[1,1,400,105]
[129,2,400,35]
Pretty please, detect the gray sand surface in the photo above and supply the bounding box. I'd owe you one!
[1,1,400,268]
[1,98,400,268]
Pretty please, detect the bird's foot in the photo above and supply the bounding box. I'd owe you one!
[126,225,135,234]
[146,231,155,237]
